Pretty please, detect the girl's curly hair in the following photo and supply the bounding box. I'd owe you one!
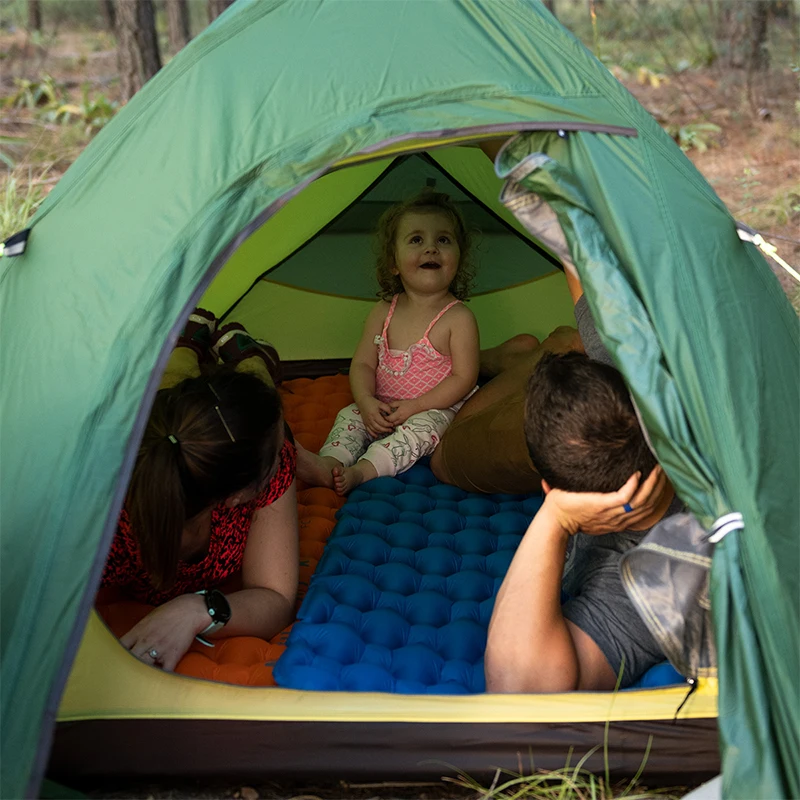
[374,191,475,301]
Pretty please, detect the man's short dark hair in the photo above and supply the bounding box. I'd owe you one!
[524,352,657,494]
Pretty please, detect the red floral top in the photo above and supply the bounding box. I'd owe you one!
[101,439,296,606]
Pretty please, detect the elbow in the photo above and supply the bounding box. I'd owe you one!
[485,665,579,695]
[264,600,294,642]
[484,640,533,693]
[276,591,296,630]
[483,650,531,693]
[484,643,579,694]
[257,588,296,640]
[485,665,530,694]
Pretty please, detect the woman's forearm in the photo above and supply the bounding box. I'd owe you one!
[210,586,294,641]
[485,501,578,693]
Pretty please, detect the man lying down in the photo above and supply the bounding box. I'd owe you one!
[433,270,683,692]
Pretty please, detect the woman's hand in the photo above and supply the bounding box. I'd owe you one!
[544,466,666,536]
[120,593,209,672]
[384,399,420,427]
[357,395,394,437]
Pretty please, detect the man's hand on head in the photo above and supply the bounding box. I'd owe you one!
[544,467,666,536]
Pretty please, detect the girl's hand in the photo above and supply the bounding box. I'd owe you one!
[120,593,209,672]
[384,399,420,427]
[544,467,665,536]
[357,395,394,437]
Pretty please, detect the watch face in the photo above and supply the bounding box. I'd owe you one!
[206,589,232,625]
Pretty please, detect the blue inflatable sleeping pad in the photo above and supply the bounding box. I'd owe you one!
[273,462,683,693]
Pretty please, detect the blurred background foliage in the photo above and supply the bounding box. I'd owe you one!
[1,0,798,306]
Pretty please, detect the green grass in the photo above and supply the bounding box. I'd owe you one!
[743,187,800,230]
[1,165,49,241]
[438,665,683,800]
[441,743,683,800]
[0,115,94,242]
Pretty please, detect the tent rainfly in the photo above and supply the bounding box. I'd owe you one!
[1,1,797,799]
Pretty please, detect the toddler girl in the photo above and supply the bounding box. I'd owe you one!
[298,192,479,495]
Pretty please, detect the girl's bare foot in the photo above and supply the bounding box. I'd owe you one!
[295,443,340,489]
[332,459,378,496]
[480,334,540,378]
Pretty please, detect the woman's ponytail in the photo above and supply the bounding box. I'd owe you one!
[125,368,283,591]
[126,402,187,590]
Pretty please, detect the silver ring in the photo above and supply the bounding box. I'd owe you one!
[148,648,159,660]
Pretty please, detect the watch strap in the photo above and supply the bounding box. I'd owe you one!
[195,589,230,646]
[199,617,225,636]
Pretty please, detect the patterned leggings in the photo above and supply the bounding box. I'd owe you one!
[318,401,463,478]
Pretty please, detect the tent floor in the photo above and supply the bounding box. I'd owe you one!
[49,718,719,786]
[56,372,720,788]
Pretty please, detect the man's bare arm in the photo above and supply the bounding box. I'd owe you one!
[485,485,634,694]
[485,498,580,693]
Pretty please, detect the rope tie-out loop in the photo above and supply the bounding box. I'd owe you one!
[737,227,800,283]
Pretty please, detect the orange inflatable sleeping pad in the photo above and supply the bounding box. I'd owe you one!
[95,374,353,686]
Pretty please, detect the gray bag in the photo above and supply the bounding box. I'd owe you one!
[620,513,717,680]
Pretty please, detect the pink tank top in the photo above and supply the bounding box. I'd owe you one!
[374,295,462,403]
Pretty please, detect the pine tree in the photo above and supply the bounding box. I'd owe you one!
[116,0,162,101]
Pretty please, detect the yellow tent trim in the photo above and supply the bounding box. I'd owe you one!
[58,612,717,725]
[333,133,514,168]
[260,267,561,304]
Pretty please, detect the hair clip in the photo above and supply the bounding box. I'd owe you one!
[167,434,179,445]
[214,406,236,443]
[208,383,236,443]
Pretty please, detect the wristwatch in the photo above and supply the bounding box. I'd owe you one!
[195,589,231,646]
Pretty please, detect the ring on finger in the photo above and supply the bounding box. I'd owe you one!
[623,503,634,513]
[148,648,159,660]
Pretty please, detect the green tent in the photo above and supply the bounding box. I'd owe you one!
[1,1,797,797]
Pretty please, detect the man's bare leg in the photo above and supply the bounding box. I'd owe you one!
[295,442,340,489]
[431,338,545,483]
[480,334,540,379]
[468,327,582,420]
[430,328,582,484]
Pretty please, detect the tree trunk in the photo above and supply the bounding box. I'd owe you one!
[748,1,770,71]
[166,0,191,52]
[716,0,746,67]
[116,0,162,101]
[207,0,234,23]
[27,0,42,31]
[99,0,116,31]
